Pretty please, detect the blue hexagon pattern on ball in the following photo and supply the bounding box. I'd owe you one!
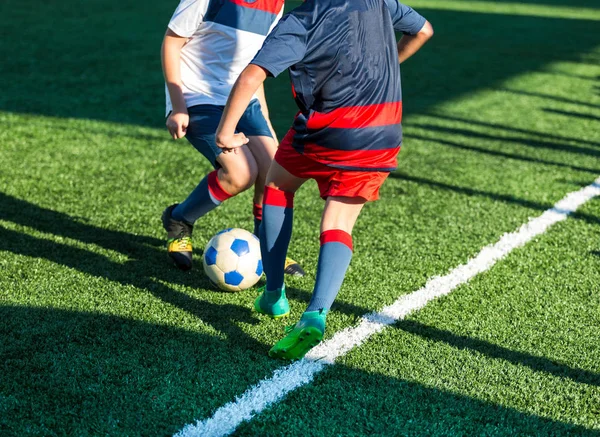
[204,246,218,266]
[202,228,263,292]
[230,239,250,257]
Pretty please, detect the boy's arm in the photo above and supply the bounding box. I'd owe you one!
[162,29,189,139]
[383,0,433,62]
[216,65,268,150]
[397,20,434,63]
[255,83,278,142]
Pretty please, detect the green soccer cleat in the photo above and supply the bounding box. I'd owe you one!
[284,257,306,277]
[162,204,194,271]
[268,310,327,361]
[254,285,290,318]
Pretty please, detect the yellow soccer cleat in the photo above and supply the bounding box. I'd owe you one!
[162,204,194,271]
[284,257,306,277]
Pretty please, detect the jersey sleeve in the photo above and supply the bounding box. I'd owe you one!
[251,14,307,78]
[268,3,286,33]
[168,0,211,37]
[383,0,426,35]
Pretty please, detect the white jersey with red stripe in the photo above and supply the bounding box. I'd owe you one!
[165,0,284,115]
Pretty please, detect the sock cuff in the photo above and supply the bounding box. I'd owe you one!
[320,229,353,251]
[263,186,294,208]
[253,203,263,220]
[207,170,233,203]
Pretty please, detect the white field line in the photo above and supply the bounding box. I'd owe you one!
[175,177,600,437]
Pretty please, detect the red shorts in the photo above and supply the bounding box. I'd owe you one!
[274,129,389,202]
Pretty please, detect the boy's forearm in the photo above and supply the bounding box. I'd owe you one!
[217,65,268,138]
[255,83,270,119]
[397,20,434,64]
[255,83,278,141]
[162,30,187,112]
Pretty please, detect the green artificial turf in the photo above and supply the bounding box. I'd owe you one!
[1,0,599,435]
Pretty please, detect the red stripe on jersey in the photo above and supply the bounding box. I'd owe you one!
[207,170,233,202]
[302,142,401,170]
[306,101,402,130]
[227,0,283,15]
[320,229,353,250]
[263,186,294,208]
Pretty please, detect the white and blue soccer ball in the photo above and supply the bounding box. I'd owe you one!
[203,228,263,292]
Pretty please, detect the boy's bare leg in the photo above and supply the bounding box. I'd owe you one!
[215,145,259,196]
[265,160,307,193]
[163,145,258,270]
[171,144,258,224]
[320,196,366,234]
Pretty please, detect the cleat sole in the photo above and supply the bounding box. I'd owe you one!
[269,327,323,361]
[168,252,193,271]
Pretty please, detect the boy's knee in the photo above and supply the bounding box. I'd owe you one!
[221,165,257,195]
[217,148,259,195]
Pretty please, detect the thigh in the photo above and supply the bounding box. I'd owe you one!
[246,135,277,177]
[216,145,258,184]
[266,161,307,194]
[185,105,224,168]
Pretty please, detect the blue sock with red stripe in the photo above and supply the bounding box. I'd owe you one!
[172,170,232,224]
[306,230,353,312]
[253,203,262,237]
[260,186,294,294]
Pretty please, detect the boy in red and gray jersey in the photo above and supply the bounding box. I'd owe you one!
[217,0,433,360]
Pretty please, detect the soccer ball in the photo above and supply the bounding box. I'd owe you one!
[203,228,263,292]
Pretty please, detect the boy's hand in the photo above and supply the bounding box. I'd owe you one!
[166,111,189,139]
[216,132,250,154]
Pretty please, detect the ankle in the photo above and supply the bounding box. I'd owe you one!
[264,284,286,303]
[299,309,327,333]
[301,309,327,320]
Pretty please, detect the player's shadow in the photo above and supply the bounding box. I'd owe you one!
[0,191,210,290]
[288,286,600,388]
[237,361,600,436]
[388,173,600,227]
[541,71,600,82]
[543,108,600,122]
[395,319,600,387]
[0,193,267,355]
[489,0,597,5]
[5,304,598,436]
[1,304,280,435]
[2,0,600,130]
[409,123,600,159]
[495,88,600,111]
[424,113,600,149]
[405,133,600,175]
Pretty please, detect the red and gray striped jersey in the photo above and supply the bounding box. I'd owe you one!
[251,0,426,171]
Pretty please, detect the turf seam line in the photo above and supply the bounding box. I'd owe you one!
[174,176,600,437]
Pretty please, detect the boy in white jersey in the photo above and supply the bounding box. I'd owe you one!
[161,0,304,276]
